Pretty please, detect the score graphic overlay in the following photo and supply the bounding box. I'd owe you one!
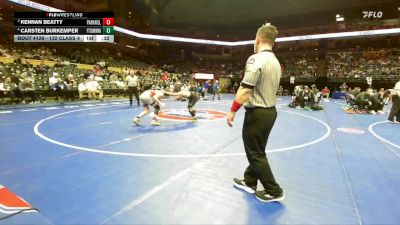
[14,12,114,43]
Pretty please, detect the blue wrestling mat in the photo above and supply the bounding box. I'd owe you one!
[0,94,399,224]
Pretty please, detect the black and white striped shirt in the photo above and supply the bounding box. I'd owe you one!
[241,50,281,108]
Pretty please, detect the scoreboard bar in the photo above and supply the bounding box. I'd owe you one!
[14,35,114,43]
[14,12,114,43]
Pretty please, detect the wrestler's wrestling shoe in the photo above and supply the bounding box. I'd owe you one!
[233,178,256,194]
[132,117,141,126]
[151,120,161,126]
[255,190,285,203]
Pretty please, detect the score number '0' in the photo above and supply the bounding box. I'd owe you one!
[102,18,114,26]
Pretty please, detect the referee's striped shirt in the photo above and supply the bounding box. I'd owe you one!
[241,50,281,108]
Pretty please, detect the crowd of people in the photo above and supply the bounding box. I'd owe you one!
[281,56,318,78]
[286,80,399,117]
[1,37,400,112]
[344,86,391,115]
[288,84,324,111]
[0,62,223,105]
[327,50,400,79]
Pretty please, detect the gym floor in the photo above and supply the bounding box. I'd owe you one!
[0,94,399,225]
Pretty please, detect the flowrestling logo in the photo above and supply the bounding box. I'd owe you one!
[158,109,228,121]
[362,11,383,19]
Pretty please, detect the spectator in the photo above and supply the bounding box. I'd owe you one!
[181,83,190,92]
[78,79,88,99]
[322,86,330,98]
[64,74,77,101]
[212,80,221,101]
[108,72,119,83]
[277,85,283,96]
[203,80,210,99]
[47,75,66,102]
[372,88,390,114]
[340,82,348,93]
[36,60,49,75]
[94,73,104,83]
[86,76,103,100]
[19,77,39,104]
[0,77,18,104]
[53,78,67,103]
[355,88,376,114]
[45,72,59,99]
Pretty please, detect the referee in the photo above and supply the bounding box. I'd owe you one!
[125,70,140,106]
[228,23,284,202]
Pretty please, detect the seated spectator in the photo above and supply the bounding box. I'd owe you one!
[53,78,67,103]
[83,72,91,80]
[289,85,323,110]
[350,87,362,97]
[322,86,330,98]
[372,88,390,114]
[49,73,58,88]
[78,79,88,99]
[94,65,103,76]
[64,74,77,101]
[36,60,49,75]
[10,72,22,85]
[19,77,39,104]
[115,77,126,89]
[355,88,376,114]
[0,77,19,104]
[46,73,65,102]
[289,85,303,108]
[86,76,103,100]
[311,84,322,102]
[300,86,316,109]
[340,82,348,93]
[108,72,119,83]
[94,73,104,83]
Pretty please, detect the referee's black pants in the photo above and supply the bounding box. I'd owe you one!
[127,86,140,106]
[388,95,400,122]
[242,106,282,196]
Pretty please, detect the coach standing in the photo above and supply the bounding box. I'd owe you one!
[227,23,284,202]
[388,80,400,123]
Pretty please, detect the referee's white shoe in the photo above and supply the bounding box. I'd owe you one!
[255,190,285,203]
[233,178,256,194]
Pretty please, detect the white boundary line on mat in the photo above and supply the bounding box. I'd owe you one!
[34,106,331,158]
[368,121,400,158]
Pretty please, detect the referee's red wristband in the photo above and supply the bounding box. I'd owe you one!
[230,100,242,113]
